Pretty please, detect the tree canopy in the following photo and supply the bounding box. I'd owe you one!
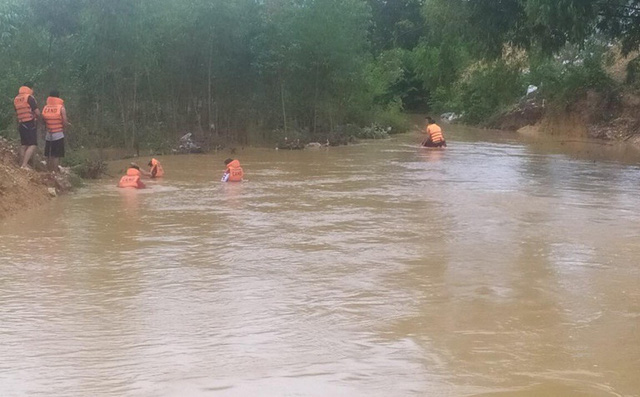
[1,0,639,148]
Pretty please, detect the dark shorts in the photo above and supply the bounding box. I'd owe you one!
[19,121,37,146]
[422,140,447,148]
[44,138,65,158]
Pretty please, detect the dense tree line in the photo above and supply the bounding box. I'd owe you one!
[407,0,640,122]
[1,0,639,149]
[0,0,407,150]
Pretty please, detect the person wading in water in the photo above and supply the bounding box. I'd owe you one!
[422,117,447,148]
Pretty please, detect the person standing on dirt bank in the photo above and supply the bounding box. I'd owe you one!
[13,82,41,169]
[41,90,69,172]
[422,117,447,148]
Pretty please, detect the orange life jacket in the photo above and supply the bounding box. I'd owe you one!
[149,158,164,178]
[14,86,36,123]
[427,124,444,143]
[118,168,146,189]
[42,97,65,133]
[226,159,244,182]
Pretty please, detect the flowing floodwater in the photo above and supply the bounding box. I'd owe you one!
[1,127,640,396]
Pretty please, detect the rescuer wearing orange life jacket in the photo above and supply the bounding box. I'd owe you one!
[118,163,148,189]
[41,90,70,172]
[222,158,244,182]
[422,117,447,148]
[13,82,41,169]
[147,158,164,178]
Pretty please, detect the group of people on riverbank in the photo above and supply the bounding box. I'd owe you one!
[12,82,244,187]
[13,82,69,171]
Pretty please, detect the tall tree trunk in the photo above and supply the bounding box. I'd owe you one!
[115,76,128,148]
[313,65,319,135]
[132,72,138,155]
[280,76,287,134]
[208,37,214,136]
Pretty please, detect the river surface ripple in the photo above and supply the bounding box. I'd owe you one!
[1,129,640,396]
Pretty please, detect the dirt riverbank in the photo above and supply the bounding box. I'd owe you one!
[488,89,640,145]
[0,138,75,220]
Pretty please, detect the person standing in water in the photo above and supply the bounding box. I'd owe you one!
[221,158,244,182]
[41,90,69,172]
[422,117,447,148]
[118,163,149,189]
[148,158,164,178]
[13,82,41,169]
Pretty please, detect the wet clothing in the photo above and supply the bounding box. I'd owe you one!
[423,122,446,148]
[149,158,164,178]
[19,121,38,146]
[118,167,146,189]
[422,139,447,148]
[44,138,65,158]
[426,123,444,143]
[223,159,244,182]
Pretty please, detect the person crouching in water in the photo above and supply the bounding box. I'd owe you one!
[422,117,447,148]
[148,158,164,178]
[118,163,149,189]
[222,158,243,182]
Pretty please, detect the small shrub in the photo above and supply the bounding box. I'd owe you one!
[529,45,615,108]
[61,150,108,179]
[452,60,525,124]
[372,99,410,134]
[357,124,389,139]
[67,172,84,188]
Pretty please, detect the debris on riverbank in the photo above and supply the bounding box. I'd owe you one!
[274,123,391,150]
[0,138,76,220]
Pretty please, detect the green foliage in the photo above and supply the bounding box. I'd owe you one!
[529,44,615,107]
[61,149,108,179]
[2,0,639,141]
[1,0,410,147]
[358,124,390,139]
[422,0,638,58]
[597,1,640,55]
[368,0,424,51]
[364,49,406,104]
[411,0,639,123]
[372,99,410,134]
[445,61,525,124]
[67,172,84,188]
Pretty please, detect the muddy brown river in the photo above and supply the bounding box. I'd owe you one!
[1,127,640,396]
